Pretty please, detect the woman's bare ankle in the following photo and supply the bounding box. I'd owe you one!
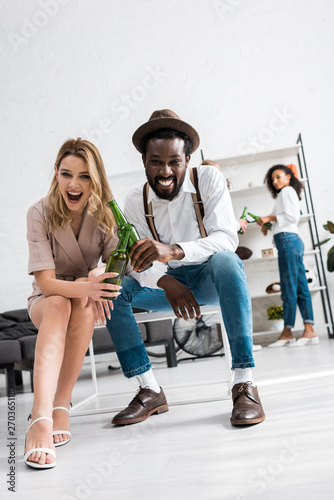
[278,327,294,340]
[302,324,316,338]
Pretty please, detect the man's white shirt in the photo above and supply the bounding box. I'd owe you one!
[124,165,238,287]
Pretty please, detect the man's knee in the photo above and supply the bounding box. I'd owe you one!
[209,250,242,268]
[117,276,144,303]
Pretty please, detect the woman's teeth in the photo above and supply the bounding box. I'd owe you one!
[67,191,83,202]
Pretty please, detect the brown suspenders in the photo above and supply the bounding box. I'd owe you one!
[143,167,208,242]
[143,180,161,242]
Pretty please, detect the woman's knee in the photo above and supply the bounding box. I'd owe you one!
[44,296,71,316]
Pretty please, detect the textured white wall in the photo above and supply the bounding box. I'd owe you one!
[1,0,333,315]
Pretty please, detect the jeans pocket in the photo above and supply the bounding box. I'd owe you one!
[286,236,304,256]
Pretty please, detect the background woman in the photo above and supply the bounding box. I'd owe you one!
[24,138,120,469]
[256,164,318,348]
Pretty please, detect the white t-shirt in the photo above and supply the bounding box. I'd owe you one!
[272,186,300,236]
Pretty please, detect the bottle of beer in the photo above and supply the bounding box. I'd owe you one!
[238,206,247,234]
[103,225,131,300]
[108,199,152,271]
[247,212,272,230]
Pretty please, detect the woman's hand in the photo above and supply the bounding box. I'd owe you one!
[86,268,122,325]
[256,216,272,226]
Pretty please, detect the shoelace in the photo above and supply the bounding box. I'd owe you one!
[235,383,259,404]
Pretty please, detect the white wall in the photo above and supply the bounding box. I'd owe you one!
[1,0,333,315]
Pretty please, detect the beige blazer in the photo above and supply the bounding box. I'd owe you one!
[26,197,117,314]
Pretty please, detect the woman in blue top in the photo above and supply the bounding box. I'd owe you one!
[257,164,318,348]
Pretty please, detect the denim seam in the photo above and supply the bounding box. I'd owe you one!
[232,361,255,369]
[124,361,152,378]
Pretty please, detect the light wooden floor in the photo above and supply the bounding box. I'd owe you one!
[1,331,334,500]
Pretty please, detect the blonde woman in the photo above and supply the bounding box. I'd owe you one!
[24,138,120,469]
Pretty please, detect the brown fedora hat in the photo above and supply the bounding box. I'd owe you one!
[132,109,200,154]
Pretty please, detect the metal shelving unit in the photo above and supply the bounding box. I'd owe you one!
[214,136,334,338]
[297,134,334,337]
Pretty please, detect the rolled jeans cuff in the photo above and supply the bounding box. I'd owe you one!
[232,360,255,370]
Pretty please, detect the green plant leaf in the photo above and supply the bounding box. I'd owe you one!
[314,238,331,247]
[327,245,334,272]
[327,221,334,233]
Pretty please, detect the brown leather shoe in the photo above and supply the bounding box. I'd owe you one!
[230,382,265,426]
[112,387,168,425]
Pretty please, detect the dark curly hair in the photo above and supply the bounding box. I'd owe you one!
[141,128,192,158]
[264,164,303,200]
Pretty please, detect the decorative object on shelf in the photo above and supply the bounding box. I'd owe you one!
[266,282,281,294]
[226,178,233,191]
[235,247,253,260]
[261,248,274,258]
[287,163,299,178]
[305,268,318,289]
[314,220,334,272]
[267,304,284,331]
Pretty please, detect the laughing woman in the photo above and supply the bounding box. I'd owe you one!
[24,138,120,469]
[256,164,318,348]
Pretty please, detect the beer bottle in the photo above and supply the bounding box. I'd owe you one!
[238,206,247,234]
[108,199,152,271]
[103,225,131,300]
[247,212,272,230]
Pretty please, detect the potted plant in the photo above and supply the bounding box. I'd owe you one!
[267,304,284,331]
[315,221,334,272]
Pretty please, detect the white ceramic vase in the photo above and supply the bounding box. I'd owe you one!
[271,319,284,331]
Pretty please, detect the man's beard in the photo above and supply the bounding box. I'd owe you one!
[146,171,186,200]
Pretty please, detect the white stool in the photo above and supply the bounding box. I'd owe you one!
[71,305,232,416]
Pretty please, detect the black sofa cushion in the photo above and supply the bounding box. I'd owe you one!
[0,340,21,364]
[18,336,36,360]
[2,309,31,322]
[145,320,173,343]
[0,322,38,341]
[0,315,16,330]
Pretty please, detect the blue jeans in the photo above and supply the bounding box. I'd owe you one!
[274,232,314,328]
[106,251,255,377]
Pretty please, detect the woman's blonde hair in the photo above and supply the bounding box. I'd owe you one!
[48,138,114,236]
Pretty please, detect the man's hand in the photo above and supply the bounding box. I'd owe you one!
[238,219,248,232]
[157,275,201,321]
[129,238,185,272]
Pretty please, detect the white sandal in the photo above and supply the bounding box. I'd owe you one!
[52,406,71,447]
[289,336,320,347]
[24,416,56,469]
[267,338,296,348]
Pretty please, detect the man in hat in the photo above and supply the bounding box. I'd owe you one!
[106,109,265,427]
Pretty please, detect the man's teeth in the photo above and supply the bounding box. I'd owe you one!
[158,179,173,186]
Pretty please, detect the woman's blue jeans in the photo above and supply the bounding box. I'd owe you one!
[106,250,255,377]
[274,232,314,328]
